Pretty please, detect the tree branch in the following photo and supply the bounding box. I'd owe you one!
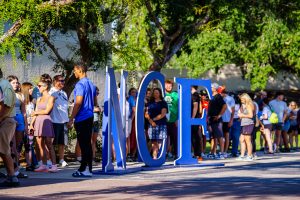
[41,34,68,66]
[145,0,167,37]
[0,0,76,44]
[41,0,76,6]
[0,19,23,44]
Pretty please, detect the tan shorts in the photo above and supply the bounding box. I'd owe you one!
[0,118,17,155]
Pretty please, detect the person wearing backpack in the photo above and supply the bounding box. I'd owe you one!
[269,92,288,153]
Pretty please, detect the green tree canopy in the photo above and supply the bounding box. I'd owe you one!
[171,0,300,90]
[0,0,129,95]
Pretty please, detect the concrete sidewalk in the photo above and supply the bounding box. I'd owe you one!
[1,151,300,199]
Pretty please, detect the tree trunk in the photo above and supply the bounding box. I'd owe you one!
[64,71,78,98]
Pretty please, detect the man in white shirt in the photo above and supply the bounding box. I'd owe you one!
[269,92,288,152]
[0,72,19,187]
[49,75,69,167]
[219,87,235,156]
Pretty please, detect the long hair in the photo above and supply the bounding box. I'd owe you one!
[7,75,21,94]
[240,93,253,106]
[150,88,163,102]
[21,82,33,105]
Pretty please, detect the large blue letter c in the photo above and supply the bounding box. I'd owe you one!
[136,72,166,167]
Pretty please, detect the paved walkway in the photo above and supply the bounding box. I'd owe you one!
[1,151,300,200]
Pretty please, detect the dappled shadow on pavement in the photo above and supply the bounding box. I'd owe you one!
[1,176,299,200]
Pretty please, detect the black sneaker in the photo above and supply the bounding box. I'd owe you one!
[16,172,28,178]
[0,171,7,178]
[26,165,35,171]
[0,176,20,187]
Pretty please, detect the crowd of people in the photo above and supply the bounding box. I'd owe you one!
[0,66,299,187]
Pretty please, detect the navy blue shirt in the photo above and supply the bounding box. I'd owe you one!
[147,100,168,125]
[74,77,96,122]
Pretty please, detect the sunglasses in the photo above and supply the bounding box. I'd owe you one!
[37,84,45,88]
[58,79,65,83]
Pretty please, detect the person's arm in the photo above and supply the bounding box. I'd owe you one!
[282,103,288,122]
[192,101,198,118]
[131,106,136,120]
[228,106,235,127]
[67,95,83,128]
[94,95,100,112]
[0,102,11,122]
[21,96,28,133]
[33,96,55,115]
[145,106,156,127]
[218,104,227,118]
[29,99,40,130]
[153,108,167,121]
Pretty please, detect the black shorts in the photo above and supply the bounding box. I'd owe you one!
[289,125,298,132]
[210,122,223,139]
[53,123,66,145]
[273,123,283,131]
[222,122,230,133]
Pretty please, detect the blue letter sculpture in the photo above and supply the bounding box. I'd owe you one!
[102,68,127,172]
[174,78,212,166]
[135,72,167,167]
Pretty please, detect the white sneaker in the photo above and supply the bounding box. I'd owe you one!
[243,156,253,161]
[82,167,92,177]
[59,160,68,168]
[223,153,228,158]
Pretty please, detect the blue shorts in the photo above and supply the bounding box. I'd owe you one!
[14,114,25,132]
[93,121,100,134]
[282,121,290,132]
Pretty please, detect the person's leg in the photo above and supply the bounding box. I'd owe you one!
[230,120,240,156]
[295,130,299,149]
[289,130,294,149]
[202,135,207,154]
[282,130,290,150]
[218,137,225,154]
[45,137,56,164]
[251,127,258,155]
[75,117,93,173]
[151,141,158,159]
[91,133,98,160]
[223,123,229,153]
[264,128,273,153]
[36,137,46,164]
[245,134,253,157]
[172,123,178,158]
[275,129,281,147]
[58,144,65,161]
[239,134,246,157]
[0,154,15,176]
[191,125,201,157]
[224,131,229,153]
[166,123,171,156]
[75,141,81,161]
[15,131,24,164]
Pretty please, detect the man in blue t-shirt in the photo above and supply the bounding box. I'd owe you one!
[67,65,97,177]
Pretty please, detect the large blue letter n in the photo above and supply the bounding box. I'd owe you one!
[174,78,212,166]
